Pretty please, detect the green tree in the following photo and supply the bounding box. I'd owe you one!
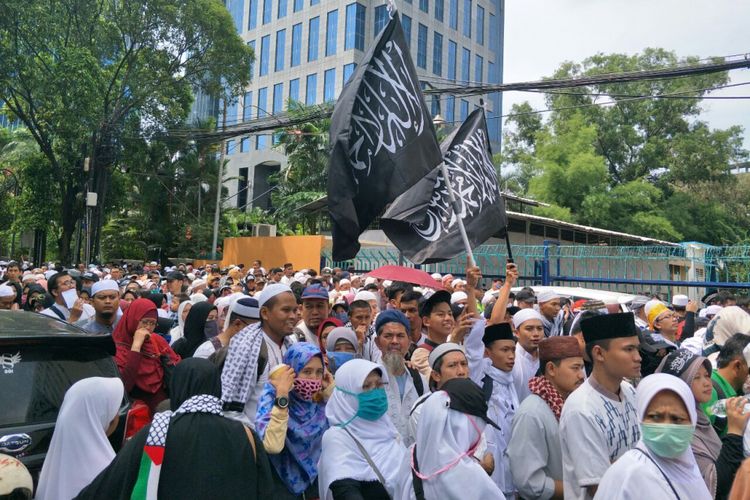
[0,0,252,263]
[269,101,331,234]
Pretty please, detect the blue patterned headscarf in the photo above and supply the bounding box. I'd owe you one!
[256,342,329,495]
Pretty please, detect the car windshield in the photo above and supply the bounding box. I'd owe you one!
[0,346,119,427]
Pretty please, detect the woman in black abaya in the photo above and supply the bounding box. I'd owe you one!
[76,358,273,499]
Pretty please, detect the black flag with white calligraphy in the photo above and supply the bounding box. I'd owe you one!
[327,10,442,261]
[381,108,507,264]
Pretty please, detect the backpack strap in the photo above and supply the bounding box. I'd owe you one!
[411,445,426,500]
[482,374,493,403]
[408,367,424,397]
[634,448,681,500]
[711,378,727,401]
[49,305,66,321]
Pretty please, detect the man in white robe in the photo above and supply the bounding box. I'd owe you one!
[510,309,545,401]
[559,312,642,500]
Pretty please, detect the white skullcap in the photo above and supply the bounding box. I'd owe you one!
[512,308,544,328]
[294,272,305,279]
[21,274,38,283]
[451,278,465,288]
[340,278,351,285]
[44,270,57,280]
[0,285,16,298]
[428,342,465,370]
[186,273,196,281]
[190,293,208,304]
[699,305,723,318]
[431,273,442,280]
[644,299,663,317]
[364,276,378,286]
[258,283,293,307]
[354,290,378,302]
[91,279,119,296]
[450,291,468,304]
[0,453,33,495]
[231,297,261,319]
[482,290,499,307]
[383,280,392,288]
[672,295,689,307]
[189,278,207,291]
[744,344,750,368]
[536,290,561,303]
[294,274,309,285]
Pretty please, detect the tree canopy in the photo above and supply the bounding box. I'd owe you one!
[501,48,749,244]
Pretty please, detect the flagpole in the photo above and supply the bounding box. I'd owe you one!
[438,162,475,266]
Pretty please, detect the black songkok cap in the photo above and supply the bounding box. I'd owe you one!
[580,312,638,344]
[441,378,501,430]
[483,322,515,347]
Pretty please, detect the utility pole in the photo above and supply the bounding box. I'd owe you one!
[211,99,228,261]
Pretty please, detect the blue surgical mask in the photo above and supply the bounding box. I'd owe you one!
[336,386,389,426]
[640,423,695,458]
[329,351,355,373]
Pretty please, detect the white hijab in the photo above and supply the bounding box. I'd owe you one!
[414,391,505,499]
[170,300,192,344]
[596,373,711,500]
[318,359,413,500]
[36,377,124,500]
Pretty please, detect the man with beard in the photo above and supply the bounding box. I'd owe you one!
[508,336,585,500]
[374,309,427,446]
[75,280,121,334]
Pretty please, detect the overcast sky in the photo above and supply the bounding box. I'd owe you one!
[502,0,750,151]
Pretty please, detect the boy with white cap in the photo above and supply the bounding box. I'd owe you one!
[510,308,546,401]
[537,290,564,337]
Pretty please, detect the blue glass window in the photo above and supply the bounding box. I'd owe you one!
[417,24,427,69]
[259,35,270,76]
[475,54,483,82]
[431,95,440,116]
[324,68,336,102]
[374,5,388,37]
[243,91,254,121]
[293,0,303,12]
[447,40,457,80]
[402,15,412,47]
[310,0,319,5]
[460,99,469,120]
[240,137,250,153]
[476,5,484,45]
[248,40,256,78]
[248,0,258,30]
[462,0,471,37]
[275,29,286,72]
[343,63,356,85]
[461,47,470,82]
[489,13,497,48]
[435,0,444,22]
[325,10,338,56]
[257,87,268,149]
[445,95,455,123]
[289,78,300,102]
[277,0,287,18]
[308,17,319,62]
[291,23,302,67]
[227,0,244,32]
[432,32,443,76]
[306,73,317,105]
[225,98,239,126]
[449,0,458,29]
[226,139,235,155]
[419,0,428,13]
[263,0,272,24]
[345,3,366,50]
[273,83,284,114]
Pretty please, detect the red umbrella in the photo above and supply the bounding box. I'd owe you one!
[364,265,444,290]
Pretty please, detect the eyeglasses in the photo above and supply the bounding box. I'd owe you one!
[139,319,158,328]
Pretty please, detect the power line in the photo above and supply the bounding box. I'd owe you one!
[164,55,750,143]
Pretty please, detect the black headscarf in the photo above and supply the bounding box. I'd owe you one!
[143,292,165,309]
[76,354,274,500]
[171,302,216,359]
[169,358,222,410]
[23,284,47,311]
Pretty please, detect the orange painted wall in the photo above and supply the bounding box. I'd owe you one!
[219,235,325,271]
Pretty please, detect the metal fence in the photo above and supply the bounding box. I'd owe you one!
[321,243,750,299]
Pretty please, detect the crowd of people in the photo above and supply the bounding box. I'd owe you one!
[1,257,750,499]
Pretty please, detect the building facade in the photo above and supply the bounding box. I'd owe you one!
[217,0,505,211]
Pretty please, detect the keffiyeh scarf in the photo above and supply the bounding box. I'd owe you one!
[528,376,564,421]
[131,395,223,499]
[221,323,265,411]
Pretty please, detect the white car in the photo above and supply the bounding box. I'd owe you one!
[511,285,637,311]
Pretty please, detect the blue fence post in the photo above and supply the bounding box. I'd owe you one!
[542,241,551,286]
